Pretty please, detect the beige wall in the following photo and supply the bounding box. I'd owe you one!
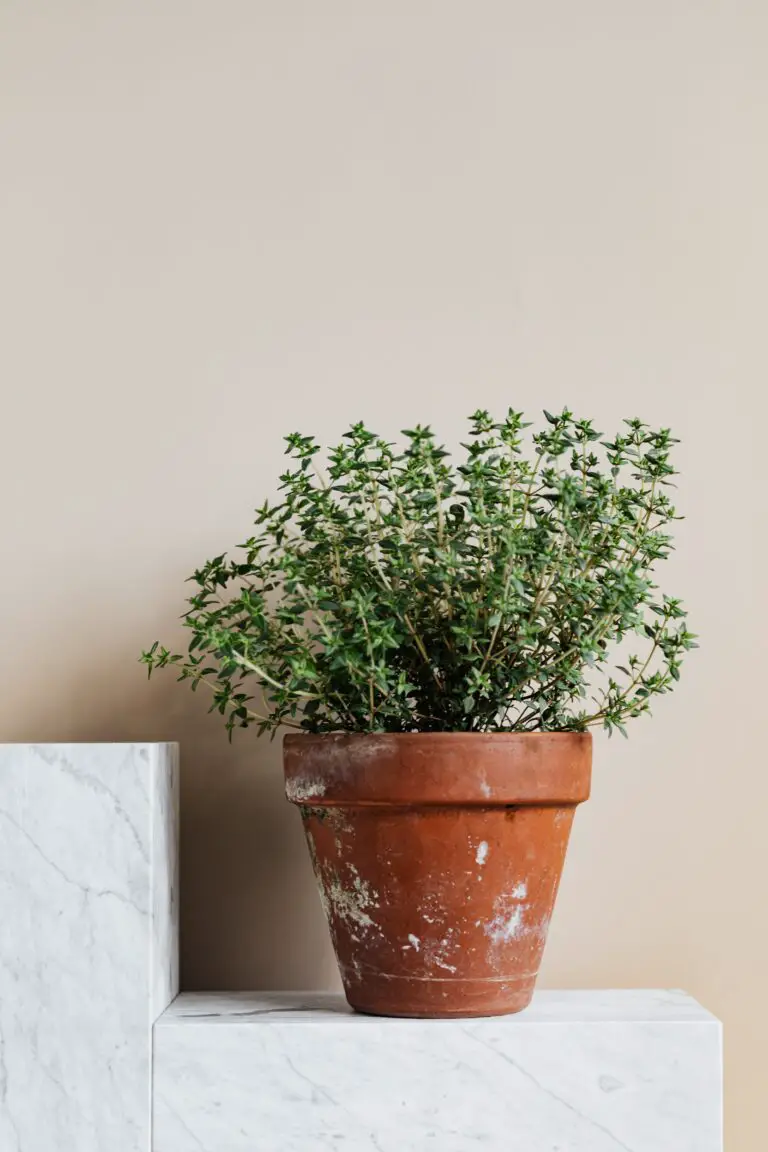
[1,2,765,1145]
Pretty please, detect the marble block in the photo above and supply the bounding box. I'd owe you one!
[0,743,179,1152]
[153,989,722,1152]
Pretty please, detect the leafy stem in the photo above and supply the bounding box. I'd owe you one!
[141,410,694,738]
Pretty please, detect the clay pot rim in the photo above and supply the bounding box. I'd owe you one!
[284,730,592,806]
[284,731,591,743]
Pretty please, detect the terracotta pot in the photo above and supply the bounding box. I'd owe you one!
[284,732,591,1019]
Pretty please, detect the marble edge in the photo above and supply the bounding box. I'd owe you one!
[155,990,722,1027]
[0,741,179,751]
[150,743,180,1024]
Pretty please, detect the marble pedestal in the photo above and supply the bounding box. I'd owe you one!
[0,744,722,1151]
[0,743,179,1152]
[153,989,722,1152]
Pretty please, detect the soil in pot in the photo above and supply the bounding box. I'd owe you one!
[284,732,591,1019]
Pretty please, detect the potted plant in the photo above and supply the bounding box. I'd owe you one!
[142,408,695,1018]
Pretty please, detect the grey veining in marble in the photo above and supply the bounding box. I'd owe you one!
[153,990,722,1152]
[0,743,179,1152]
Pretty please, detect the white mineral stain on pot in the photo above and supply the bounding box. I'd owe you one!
[288,777,328,802]
[298,734,397,781]
[486,904,525,944]
[420,929,459,973]
[475,841,489,865]
[405,934,421,951]
[325,808,353,834]
[347,958,363,983]
[323,862,380,934]
[484,883,531,945]
[309,853,332,922]
[533,914,551,943]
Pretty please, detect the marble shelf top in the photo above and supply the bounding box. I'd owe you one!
[157,988,718,1026]
[153,989,722,1150]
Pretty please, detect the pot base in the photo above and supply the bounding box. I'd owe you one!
[343,971,535,1019]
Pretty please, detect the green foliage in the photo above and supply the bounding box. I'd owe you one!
[141,409,696,739]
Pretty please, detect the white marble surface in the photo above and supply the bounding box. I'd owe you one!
[0,743,179,1152]
[153,990,722,1151]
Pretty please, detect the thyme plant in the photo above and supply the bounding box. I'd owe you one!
[142,409,696,738]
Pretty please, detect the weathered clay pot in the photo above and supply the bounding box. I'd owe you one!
[284,732,591,1019]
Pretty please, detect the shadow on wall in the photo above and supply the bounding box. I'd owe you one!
[3,639,340,994]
